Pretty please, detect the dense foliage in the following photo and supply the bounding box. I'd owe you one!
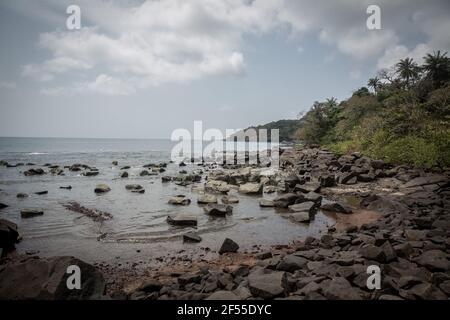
[295,51,450,169]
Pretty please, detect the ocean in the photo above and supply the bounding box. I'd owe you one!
[0,137,333,264]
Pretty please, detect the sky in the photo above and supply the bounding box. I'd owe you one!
[0,0,449,139]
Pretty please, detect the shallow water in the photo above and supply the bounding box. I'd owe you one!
[0,137,335,264]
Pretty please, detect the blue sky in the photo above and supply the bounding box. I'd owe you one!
[0,0,449,138]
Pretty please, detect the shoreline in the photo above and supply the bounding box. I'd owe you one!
[1,146,449,300]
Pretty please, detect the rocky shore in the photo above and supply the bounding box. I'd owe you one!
[1,147,449,300]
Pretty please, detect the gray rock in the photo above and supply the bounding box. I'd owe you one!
[125,184,143,191]
[248,268,288,299]
[94,184,111,194]
[415,250,450,271]
[322,277,362,300]
[259,199,274,207]
[20,209,44,219]
[24,168,45,176]
[0,203,8,209]
[205,290,239,300]
[404,175,448,188]
[288,201,316,214]
[290,212,311,223]
[168,195,191,205]
[219,238,239,254]
[320,201,353,214]
[359,245,385,262]
[0,219,19,252]
[183,232,202,243]
[273,193,299,208]
[222,195,239,204]
[197,194,218,204]
[166,214,197,227]
[16,193,28,198]
[277,254,308,272]
[238,183,263,194]
[0,256,105,299]
[120,171,128,178]
[203,204,233,216]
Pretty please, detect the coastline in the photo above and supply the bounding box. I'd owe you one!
[1,146,449,300]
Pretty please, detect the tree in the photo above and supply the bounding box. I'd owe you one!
[368,77,380,92]
[423,50,450,88]
[396,57,419,88]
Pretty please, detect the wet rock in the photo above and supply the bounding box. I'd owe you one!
[221,195,239,204]
[290,212,311,223]
[248,268,288,299]
[139,170,150,176]
[59,186,72,190]
[0,219,19,252]
[16,193,28,198]
[168,195,191,205]
[120,171,129,178]
[35,190,48,195]
[24,168,45,176]
[219,238,239,254]
[206,291,239,300]
[131,189,145,194]
[82,171,99,177]
[112,161,118,166]
[166,214,197,227]
[20,209,44,218]
[415,250,450,271]
[161,176,172,182]
[197,194,218,204]
[120,166,130,170]
[238,183,263,194]
[0,256,105,300]
[50,168,64,176]
[274,193,299,208]
[0,203,8,209]
[304,192,322,204]
[125,184,143,191]
[322,277,362,300]
[320,201,353,214]
[277,254,308,272]
[203,204,233,216]
[288,201,316,214]
[94,184,111,194]
[259,199,274,207]
[183,232,202,243]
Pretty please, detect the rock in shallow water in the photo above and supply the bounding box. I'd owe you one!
[94,184,111,194]
[219,238,239,254]
[197,194,217,204]
[166,214,197,227]
[168,195,191,205]
[20,209,44,218]
[183,232,202,243]
[203,204,233,216]
[320,201,353,214]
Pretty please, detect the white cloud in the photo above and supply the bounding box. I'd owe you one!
[377,43,431,69]
[18,0,450,95]
[350,70,362,80]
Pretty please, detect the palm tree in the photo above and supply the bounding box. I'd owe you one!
[423,50,450,87]
[396,57,419,88]
[367,77,380,92]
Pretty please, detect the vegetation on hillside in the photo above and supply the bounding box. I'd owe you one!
[295,50,450,169]
[238,119,301,142]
